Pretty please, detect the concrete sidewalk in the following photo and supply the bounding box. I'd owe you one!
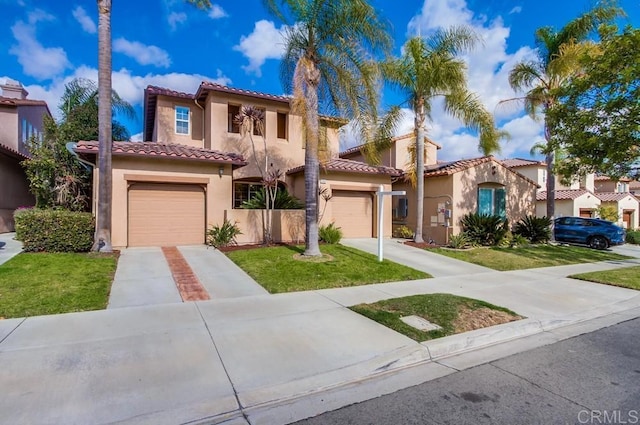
[0,232,22,266]
[2,240,640,424]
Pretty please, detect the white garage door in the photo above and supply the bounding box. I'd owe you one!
[331,190,373,238]
[128,183,205,247]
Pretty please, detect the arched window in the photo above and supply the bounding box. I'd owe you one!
[478,184,506,217]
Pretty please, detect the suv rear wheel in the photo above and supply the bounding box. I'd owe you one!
[589,236,609,250]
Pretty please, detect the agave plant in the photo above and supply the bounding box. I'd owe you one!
[460,213,509,246]
[513,215,552,243]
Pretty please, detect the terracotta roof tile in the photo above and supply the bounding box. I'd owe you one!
[287,158,402,176]
[74,141,246,166]
[536,189,594,201]
[420,156,540,187]
[596,192,634,202]
[501,158,546,168]
[145,85,195,99]
[339,133,441,158]
[594,175,632,182]
[0,143,30,160]
[196,81,291,103]
[0,96,49,107]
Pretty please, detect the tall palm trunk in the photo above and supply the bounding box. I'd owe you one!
[413,99,426,243]
[93,0,113,252]
[303,63,321,257]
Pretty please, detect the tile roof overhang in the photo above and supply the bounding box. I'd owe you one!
[536,189,595,201]
[501,157,546,168]
[594,175,632,182]
[421,156,540,187]
[286,158,402,177]
[596,192,633,202]
[339,133,442,158]
[0,96,52,116]
[74,141,246,167]
[0,143,30,161]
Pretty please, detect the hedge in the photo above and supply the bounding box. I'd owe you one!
[14,208,95,252]
[626,230,640,245]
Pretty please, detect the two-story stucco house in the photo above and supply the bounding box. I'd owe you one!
[593,175,639,229]
[75,82,400,248]
[0,79,48,232]
[342,134,539,245]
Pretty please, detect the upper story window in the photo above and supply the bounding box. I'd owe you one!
[228,104,240,133]
[478,186,506,218]
[617,182,628,193]
[277,112,287,139]
[175,106,190,134]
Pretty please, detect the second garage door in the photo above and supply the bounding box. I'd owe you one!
[128,183,205,247]
[331,190,373,238]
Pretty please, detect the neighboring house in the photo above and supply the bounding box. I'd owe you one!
[77,82,399,248]
[342,135,538,245]
[0,79,48,232]
[593,175,639,229]
[502,158,601,218]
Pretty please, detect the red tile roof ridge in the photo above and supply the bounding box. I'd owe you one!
[287,157,402,176]
[339,134,441,158]
[536,189,594,201]
[501,157,546,168]
[198,81,291,103]
[75,141,246,165]
[144,85,195,99]
[596,191,633,202]
[424,156,540,187]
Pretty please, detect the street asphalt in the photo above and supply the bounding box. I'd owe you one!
[0,236,639,424]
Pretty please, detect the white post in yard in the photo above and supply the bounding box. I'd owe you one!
[377,185,406,262]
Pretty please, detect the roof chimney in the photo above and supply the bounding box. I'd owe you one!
[1,79,29,99]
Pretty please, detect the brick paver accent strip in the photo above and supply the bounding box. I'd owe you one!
[161,247,210,301]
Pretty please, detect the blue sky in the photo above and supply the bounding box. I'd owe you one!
[1,0,638,161]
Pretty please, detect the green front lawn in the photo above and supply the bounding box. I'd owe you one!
[430,245,630,271]
[0,253,117,319]
[225,244,430,293]
[570,266,640,290]
[351,294,522,342]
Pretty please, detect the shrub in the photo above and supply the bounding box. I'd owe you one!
[626,229,640,245]
[206,220,242,248]
[14,208,94,252]
[460,213,509,246]
[513,215,552,243]
[510,233,530,247]
[448,233,469,249]
[319,223,342,244]
[393,225,414,239]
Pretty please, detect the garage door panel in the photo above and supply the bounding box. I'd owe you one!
[129,183,205,247]
[331,190,373,238]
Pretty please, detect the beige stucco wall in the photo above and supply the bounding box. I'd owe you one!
[395,160,537,245]
[106,156,233,248]
[0,153,35,232]
[0,107,18,150]
[512,166,544,187]
[540,192,601,218]
[225,209,305,244]
[601,197,639,229]
[153,95,204,147]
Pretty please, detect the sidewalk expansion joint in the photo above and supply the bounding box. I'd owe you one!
[161,246,210,302]
[0,317,26,345]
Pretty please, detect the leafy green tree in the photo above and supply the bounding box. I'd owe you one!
[547,26,640,180]
[383,30,502,243]
[262,0,392,256]
[22,79,134,211]
[502,2,623,220]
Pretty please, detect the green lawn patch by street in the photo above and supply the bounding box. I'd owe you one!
[225,244,430,293]
[350,294,523,342]
[570,266,640,291]
[0,252,117,319]
[429,245,630,271]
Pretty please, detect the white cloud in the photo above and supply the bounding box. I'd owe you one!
[25,67,232,121]
[130,132,143,142]
[208,4,227,19]
[509,6,523,14]
[72,6,96,34]
[9,10,71,80]
[167,11,186,31]
[404,0,543,160]
[234,20,288,77]
[113,38,172,68]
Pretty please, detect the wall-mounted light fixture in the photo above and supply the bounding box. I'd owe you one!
[218,166,224,177]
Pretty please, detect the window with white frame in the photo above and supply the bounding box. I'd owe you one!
[175,106,190,134]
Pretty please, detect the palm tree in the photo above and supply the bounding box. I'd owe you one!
[503,2,623,220]
[383,29,502,243]
[263,0,392,256]
[94,0,113,252]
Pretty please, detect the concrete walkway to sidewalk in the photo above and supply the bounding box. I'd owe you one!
[1,239,640,425]
[0,232,22,266]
